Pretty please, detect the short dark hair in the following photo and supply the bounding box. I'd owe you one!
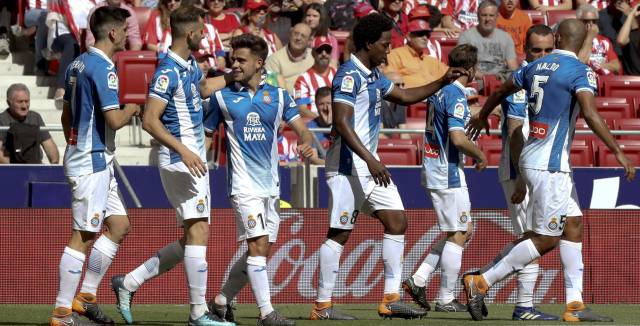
[230,34,269,61]
[315,86,331,101]
[352,13,393,52]
[170,5,206,38]
[448,44,478,70]
[89,6,130,41]
[526,24,554,47]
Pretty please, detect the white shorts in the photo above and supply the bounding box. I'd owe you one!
[230,194,280,242]
[428,187,472,232]
[159,162,210,226]
[523,169,582,237]
[68,164,127,233]
[501,179,531,236]
[327,174,404,230]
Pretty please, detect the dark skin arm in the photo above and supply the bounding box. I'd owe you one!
[467,79,520,140]
[384,68,468,105]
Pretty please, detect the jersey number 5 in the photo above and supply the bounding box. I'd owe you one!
[529,75,549,115]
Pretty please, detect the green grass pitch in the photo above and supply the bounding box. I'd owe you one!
[2,304,639,325]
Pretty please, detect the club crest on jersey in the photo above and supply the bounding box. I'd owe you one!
[247,215,257,229]
[424,143,440,158]
[154,75,169,93]
[548,216,558,230]
[341,75,354,92]
[244,112,266,141]
[196,199,205,213]
[91,213,100,227]
[339,211,349,225]
[107,72,118,90]
[513,90,526,104]
[454,102,465,119]
[460,211,469,223]
[263,91,272,104]
[529,121,548,139]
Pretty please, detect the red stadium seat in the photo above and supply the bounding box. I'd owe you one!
[377,144,419,165]
[478,138,503,166]
[113,51,158,104]
[600,75,640,115]
[596,140,640,166]
[617,119,640,140]
[524,10,546,25]
[570,139,595,167]
[545,10,576,27]
[595,101,633,120]
[482,74,501,96]
[333,30,350,59]
[378,138,415,146]
[133,6,152,37]
[574,118,615,144]
[407,102,427,118]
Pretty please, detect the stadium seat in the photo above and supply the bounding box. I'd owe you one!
[574,118,615,144]
[600,75,640,115]
[595,101,633,120]
[524,10,546,25]
[616,119,640,140]
[596,140,640,166]
[407,102,427,118]
[378,138,414,146]
[570,139,595,167]
[377,144,419,165]
[430,32,458,64]
[482,74,501,96]
[545,10,576,27]
[478,138,503,166]
[113,51,158,104]
[133,6,152,37]
[333,30,350,59]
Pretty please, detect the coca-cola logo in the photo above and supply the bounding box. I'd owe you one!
[529,121,548,139]
[424,143,440,158]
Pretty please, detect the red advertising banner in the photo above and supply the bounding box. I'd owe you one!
[1,209,637,304]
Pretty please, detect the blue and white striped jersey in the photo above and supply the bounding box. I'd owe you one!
[63,47,120,177]
[148,50,205,167]
[325,55,394,176]
[421,81,470,189]
[513,49,597,173]
[204,79,300,197]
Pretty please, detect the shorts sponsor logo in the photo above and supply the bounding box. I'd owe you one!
[460,211,469,223]
[247,215,257,229]
[340,211,349,225]
[107,72,118,90]
[529,121,548,139]
[340,76,354,93]
[548,216,558,230]
[154,75,170,93]
[197,199,205,213]
[424,143,440,159]
[91,213,100,227]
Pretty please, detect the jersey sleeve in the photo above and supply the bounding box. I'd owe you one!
[203,91,222,133]
[573,66,598,94]
[511,64,527,89]
[332,71,362,108]
[283,90,301,124]
[504,90,527,120]
[377,71,395,98]
[148,67,178,103]
[94,66,121,112]
[446,96,468,131]
[63,65,73,103]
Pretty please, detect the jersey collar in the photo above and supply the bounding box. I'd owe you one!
[552,49,578,59]
[452,80,466,93]
[167,49,193,70]
[88,47,114,66]
[232,73,268,93]
[351,54,373,77]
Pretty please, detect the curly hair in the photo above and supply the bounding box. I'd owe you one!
[352,13,392,52]
[230,33,269,61]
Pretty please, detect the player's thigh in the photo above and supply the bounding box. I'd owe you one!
[327,175,366,230]
[160,162,211,226]
[566,177,582,217]
[68,168,111,233]
[501,180,530,236]
[523,169,571,237]
[104,165,128,219]
[265,196,281,243]
[428,187,471,232]
[230,194,270,242]
[364,176,405,216]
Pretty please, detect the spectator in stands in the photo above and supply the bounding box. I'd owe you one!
[0,5,10,55]
[294,36,336,118]
[265,23,314,93]
[449,0,480,30]
[408,5,444,60]
[577,4,622,75]
[0,83,59,164]
[381,71,409,137]
[232,0,283,55]
[324,0,357,30]
[13,1,49,74]
[132,0,160,7]
[406,1,461,35]
[527,0,572,13]
[306,86,332,147]
[497,0,532,57]
[267,0,293,45]
[46,0,96,109]
[578,0,610,11]
[385,19,449,88]
[381,0,410,48]
[144,0,181,54]
[458,0,518,80]
[86,0,143,50]
[304,3,339,68]
[616,2,640,74]
[598,0,633,57]
[204,0,240,48]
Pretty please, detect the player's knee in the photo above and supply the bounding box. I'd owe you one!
[532,234,560,255]
[247,235,270,256]
[106,219,130,241]
[562,216,583,241]
[446,231,468,246]
[327,228,351,246]
[184,219,209,243]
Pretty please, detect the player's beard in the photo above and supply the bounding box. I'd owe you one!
[187,35,201,52]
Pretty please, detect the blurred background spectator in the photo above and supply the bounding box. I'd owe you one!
[616,2,640,74]
[143,0,181,54]
[497,0,532,58]
[265,23,314,93]
[204,0,240,49]
[232,0,282,55]
[598,0,632,57]
[86,0,143,50]
[294,36,336,118]
[303,3,339,67]
[528,0,572,12]
[267,0,293,45]
[381,0,410,48]
[578,4,622,75]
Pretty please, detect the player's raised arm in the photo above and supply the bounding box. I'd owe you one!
[384,67,468,105]
[199,73,233,99]
[578,91,636,181]
[467,78,521,140]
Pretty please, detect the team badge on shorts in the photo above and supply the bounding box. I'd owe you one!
[91,213,100,227]
[263,91,271,104]
[247,215,257,229]
[340,211,349,225]
[460,211,469,223]
[548,216,558,230]
[196,199,205,213]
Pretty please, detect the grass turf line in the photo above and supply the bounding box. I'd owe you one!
[1,304,638,325]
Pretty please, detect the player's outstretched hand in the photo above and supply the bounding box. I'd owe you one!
[367,158,391,187]
[441,67,468,84]
[475,153,487,172]
[297,143,314,159]
[466,112,490,141]
[125,103,141,117]
[616,151,636,181]
[181,149,207,178]
[511,176,527,204]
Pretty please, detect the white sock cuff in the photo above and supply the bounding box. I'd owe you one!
[184,245,207,258]
[560,240,582,251]
[383,233,405,243]
[521,263,539,273]
[64,246,86,261]
[247,256,267,267]
[523,239,541,260]
[324,239,344,253]
[443,241,464,254]
[93,235,119,259]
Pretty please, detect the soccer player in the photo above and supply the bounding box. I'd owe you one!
[110,5,234,326]
[309,13,466,320]
[204,34,314,326]
[464,19,636,322]
[51,7,140,326]
[402,44,486,314]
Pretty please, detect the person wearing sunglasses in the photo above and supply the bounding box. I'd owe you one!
[381,0,410,49]
[293,36,336,119]
[576,4,622,75]
[231,0,283,56]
